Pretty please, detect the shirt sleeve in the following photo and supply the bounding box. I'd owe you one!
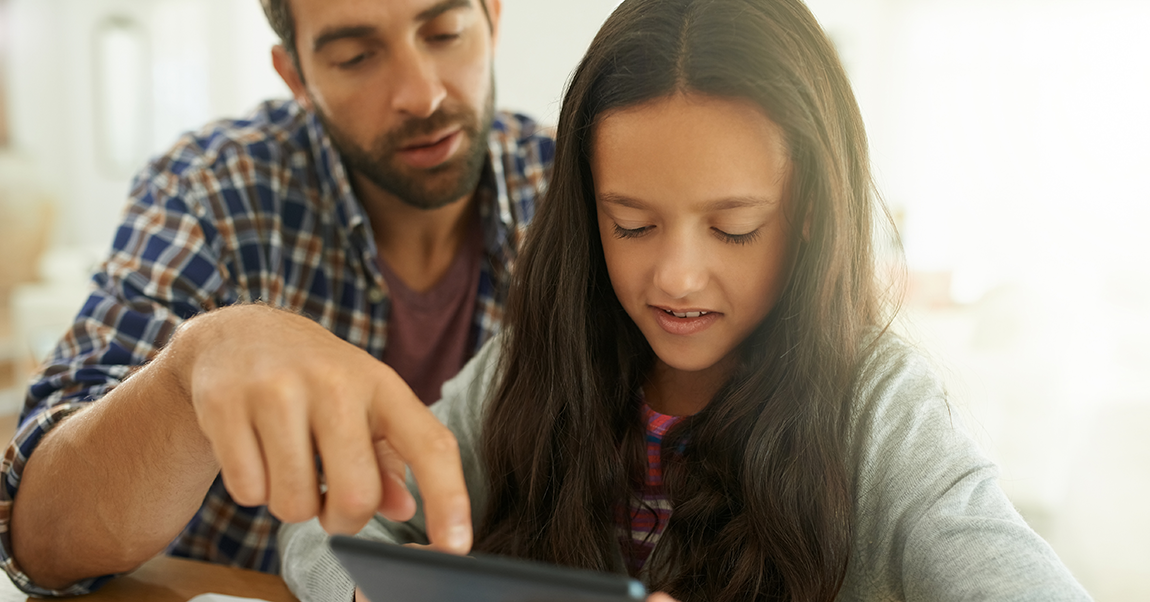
[0,159,227,596]
[842,337,1092,601]
[278,336,500,602]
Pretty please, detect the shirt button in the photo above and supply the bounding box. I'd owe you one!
[367,288,385,304]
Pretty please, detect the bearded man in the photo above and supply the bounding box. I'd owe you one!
[1,0,551,595]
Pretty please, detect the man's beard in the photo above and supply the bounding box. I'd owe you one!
[317,88,495,210]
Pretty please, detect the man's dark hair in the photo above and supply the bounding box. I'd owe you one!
[261,0,297,62]
[261,0,491,68]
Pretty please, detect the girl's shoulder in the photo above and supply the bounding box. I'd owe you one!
[849,328,949,436]
[845,328,968,491]
[433,333,506,428]
[841,330,1092,600]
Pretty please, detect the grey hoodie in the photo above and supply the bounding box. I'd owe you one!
[278,334,1091,602]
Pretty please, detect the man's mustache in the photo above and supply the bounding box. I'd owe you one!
[383,109,478,151]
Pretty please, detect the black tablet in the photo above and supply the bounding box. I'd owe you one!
[329,535,648,602]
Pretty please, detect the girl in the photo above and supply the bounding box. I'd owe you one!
[280,0,1089,599]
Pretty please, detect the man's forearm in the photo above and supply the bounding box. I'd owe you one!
[10,302,475,592]
[9,347,220,590]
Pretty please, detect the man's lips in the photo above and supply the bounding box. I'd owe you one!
[400,127,460,150]
[396,128,464,169]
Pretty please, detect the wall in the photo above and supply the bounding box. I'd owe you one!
[4,0,620,253]
[7,0,289,251]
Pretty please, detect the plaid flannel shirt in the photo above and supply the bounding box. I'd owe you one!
[0,99,554,596]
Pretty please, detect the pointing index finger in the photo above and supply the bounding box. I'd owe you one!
[370,373,472,554]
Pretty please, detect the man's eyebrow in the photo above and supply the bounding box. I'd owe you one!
[313,26,378,54]
[311,0,473,54]
[416,0,474,23]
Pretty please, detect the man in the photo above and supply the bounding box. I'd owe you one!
[0,0,551,594]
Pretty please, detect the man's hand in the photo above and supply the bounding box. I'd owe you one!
[174,304,472,551]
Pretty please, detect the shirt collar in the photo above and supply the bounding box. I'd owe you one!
[305,109,363,233]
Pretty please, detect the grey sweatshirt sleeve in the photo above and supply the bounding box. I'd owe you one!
[278,337,501,602]
[840,336,1091,601]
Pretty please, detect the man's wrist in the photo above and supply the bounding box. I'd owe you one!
[158,312,210,409]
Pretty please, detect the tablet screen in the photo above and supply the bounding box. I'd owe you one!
[330,535,648,602]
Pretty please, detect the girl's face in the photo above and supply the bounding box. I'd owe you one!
[593,93,793,379]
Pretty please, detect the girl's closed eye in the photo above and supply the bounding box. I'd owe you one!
[713,227,762,245]
[612,223,652,239]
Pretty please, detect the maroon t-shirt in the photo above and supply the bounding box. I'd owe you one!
[378,221,482,405]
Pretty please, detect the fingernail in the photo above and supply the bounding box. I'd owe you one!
[446,524,471,551]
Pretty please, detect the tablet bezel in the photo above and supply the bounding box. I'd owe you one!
[329,535,648,602]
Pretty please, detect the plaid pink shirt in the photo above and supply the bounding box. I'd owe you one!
[0,99,554,596]
[619,404,683,575]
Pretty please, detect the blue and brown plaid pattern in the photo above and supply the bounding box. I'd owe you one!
[0,99,554,595]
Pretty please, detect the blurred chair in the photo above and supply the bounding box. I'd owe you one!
[0,153,55,415]
[9,248,100,391]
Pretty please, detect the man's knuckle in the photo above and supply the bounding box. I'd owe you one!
[252,375,297,403]
[425,431,460,456]
[332,487,378,521]
[270,492,319,524]
[225,475,264,507]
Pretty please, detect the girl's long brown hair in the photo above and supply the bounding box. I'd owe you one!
[476,0,890,600]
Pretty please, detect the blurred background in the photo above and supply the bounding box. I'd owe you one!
[0,0,1146,598]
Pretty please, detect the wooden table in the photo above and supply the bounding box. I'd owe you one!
[0,555,299,602]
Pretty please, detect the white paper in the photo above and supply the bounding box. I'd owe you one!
[186,595,273,602]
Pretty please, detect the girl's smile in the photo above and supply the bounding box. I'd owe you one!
[650,306,721,336]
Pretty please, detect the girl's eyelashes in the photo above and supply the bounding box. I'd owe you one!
[611,222,762,245]
[714,227,762,245]
[612,223,651,239]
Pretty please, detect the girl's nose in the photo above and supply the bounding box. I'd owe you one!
[652,235,708,299]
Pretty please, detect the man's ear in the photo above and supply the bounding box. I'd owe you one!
[272,45,313,111]
[486,0,503,51]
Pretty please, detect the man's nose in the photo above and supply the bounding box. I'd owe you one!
[653,235,709,300]
[390,47,447,119]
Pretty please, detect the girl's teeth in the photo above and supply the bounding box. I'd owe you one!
[667,310,707,318]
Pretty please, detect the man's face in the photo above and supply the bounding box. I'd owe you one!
[282,0,500,209]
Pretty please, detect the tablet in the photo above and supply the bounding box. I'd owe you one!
[329,535,648,602]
